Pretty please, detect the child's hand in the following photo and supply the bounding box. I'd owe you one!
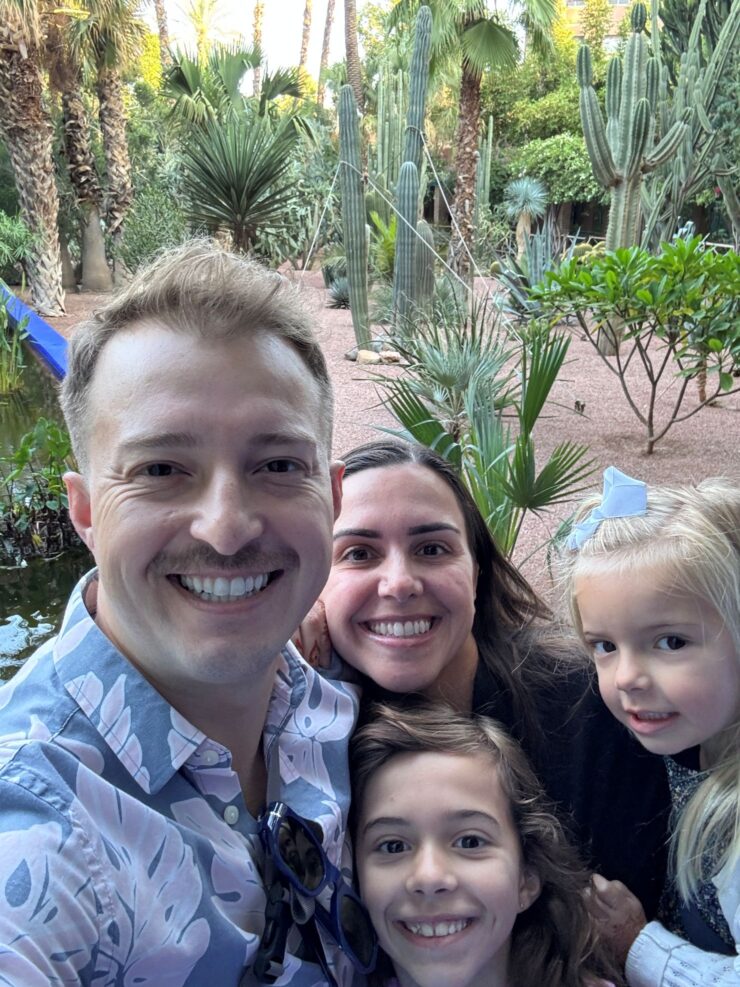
[588,873,647,967]
[291,599,332,669]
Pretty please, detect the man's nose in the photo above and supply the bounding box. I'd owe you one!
[378,554,423,602]
[190,474,264,555]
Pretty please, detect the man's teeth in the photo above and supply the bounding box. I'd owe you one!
[368,619,432,637]
[179,573,269,601]
[403,919,470,938]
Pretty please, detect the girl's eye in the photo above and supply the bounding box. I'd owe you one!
[454,834,488,850]
[377,839,408,855]
[591,640,617,657]
[144,463,177,477]
[656,635,687,651]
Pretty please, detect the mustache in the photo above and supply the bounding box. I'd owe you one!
[151,545,299,574]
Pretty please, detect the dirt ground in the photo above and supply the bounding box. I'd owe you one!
[45,273,740,597]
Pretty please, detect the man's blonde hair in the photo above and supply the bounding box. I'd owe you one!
[60,239,333,472]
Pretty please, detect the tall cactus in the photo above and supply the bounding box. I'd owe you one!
[392,160,419,330]
[402,4,432,174]
[577,2,690,253]
[415,218,435,315]
[338,84,371,349]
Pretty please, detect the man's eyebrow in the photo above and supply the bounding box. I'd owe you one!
[333,522,461,541]
[118,430,318,454]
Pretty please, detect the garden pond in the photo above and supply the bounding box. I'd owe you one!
[1,354,89,680]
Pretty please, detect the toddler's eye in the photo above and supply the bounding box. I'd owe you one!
[591,640,617,656]
[455,834,487,850]
[656,635,687,651]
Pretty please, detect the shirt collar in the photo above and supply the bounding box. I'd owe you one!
[53,570,307,796]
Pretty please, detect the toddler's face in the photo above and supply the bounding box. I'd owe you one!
[355,751,539,987]
[576,567,740,761]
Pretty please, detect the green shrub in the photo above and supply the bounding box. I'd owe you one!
[509,135,605,205]
[116,181,189,273]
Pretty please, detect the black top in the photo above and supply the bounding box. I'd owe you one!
[473,657,671,918]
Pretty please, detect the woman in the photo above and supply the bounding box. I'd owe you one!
[300,440,671,918]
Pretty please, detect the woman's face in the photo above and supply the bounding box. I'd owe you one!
[322,464,479,697]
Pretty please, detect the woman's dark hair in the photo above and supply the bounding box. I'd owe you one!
[351,701,623,987]
[341,440,578,742]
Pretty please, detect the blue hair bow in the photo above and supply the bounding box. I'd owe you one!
[567,466,647,550]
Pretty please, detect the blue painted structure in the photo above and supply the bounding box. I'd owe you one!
[0,283,68,379]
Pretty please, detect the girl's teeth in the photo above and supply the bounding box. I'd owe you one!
[368,619,432,637]
[635,712,673,720]
[404,919,470,937]
[179,573,269,601]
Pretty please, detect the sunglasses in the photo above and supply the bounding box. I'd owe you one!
[255,801,377,981]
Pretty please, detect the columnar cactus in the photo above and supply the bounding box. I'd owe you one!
[392,161,419,330]
[402,4,432,175]
[577,2,690,253]
[338,84,371,349]
[415,218,435,315]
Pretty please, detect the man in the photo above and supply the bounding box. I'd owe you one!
[0,241,359,985]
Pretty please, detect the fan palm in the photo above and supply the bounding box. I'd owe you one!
[504,176,548,262]
[390,0,557,278]
[180,113,302,253]
[0,0,65,314]
[164,44,261,127]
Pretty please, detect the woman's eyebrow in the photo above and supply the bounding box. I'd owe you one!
[408,523,461,536]
[333,527,380,540]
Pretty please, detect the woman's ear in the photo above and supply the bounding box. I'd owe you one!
[518,866,542,912]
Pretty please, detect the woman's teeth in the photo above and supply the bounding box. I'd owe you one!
[178,573,269,601]
[367,619,432,637]
[403,919,470,937]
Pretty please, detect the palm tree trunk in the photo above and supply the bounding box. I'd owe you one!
[96,64,134,243]
[152,0,171,69]
[61,89,112,292]
[299,0,312,69]
[344,0,363,112]
[317,0,336,107]
[252,0,264,96]
[0,25,65,315]
[448,63,482,280]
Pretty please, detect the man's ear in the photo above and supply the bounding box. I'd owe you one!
[64,472,95,554]
[330,460,344,521]
[518,866,542,913]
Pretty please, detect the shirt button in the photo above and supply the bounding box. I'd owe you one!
[201,749,219,766]
[224,805,239,825]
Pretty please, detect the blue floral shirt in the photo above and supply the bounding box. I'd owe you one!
[0,571,360,986]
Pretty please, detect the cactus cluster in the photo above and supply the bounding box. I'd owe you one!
[577,2,690,253]
[338,84,371,349]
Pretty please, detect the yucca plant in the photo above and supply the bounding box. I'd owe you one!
[179,112,301,252]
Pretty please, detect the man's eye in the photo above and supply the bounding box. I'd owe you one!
[263,460,300,473]
[656,635,687,651]
[144,463,176,477]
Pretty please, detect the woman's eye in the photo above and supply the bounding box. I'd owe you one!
[591,640,617,657]
[455,834,487,850]
[144,463,177,477]
[377,839,407,855]
[656,635,687,651]
[339,546,373,563]
[417,543,447,557]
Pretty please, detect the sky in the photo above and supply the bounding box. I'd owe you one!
[157,0,370,81]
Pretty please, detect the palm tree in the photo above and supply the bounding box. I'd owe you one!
[344,0,363,111]
[299,0,313,69]
[46,14,112,291]
[252,0,264,96]
[317,0,336,106]
[0,1,65,314]
[151,0,171,70]
[71,0,146,246]
[187,0,218,62]
[504,176,548,262]
[391,0,556,278]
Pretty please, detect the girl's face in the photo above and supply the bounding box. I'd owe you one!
[575,567,740,762]
[356,751,540,987]
[322,464,479,700]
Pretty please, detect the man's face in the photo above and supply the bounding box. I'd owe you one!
[66,322,341,703]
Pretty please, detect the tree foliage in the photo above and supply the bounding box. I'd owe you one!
[510,134,604,203]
